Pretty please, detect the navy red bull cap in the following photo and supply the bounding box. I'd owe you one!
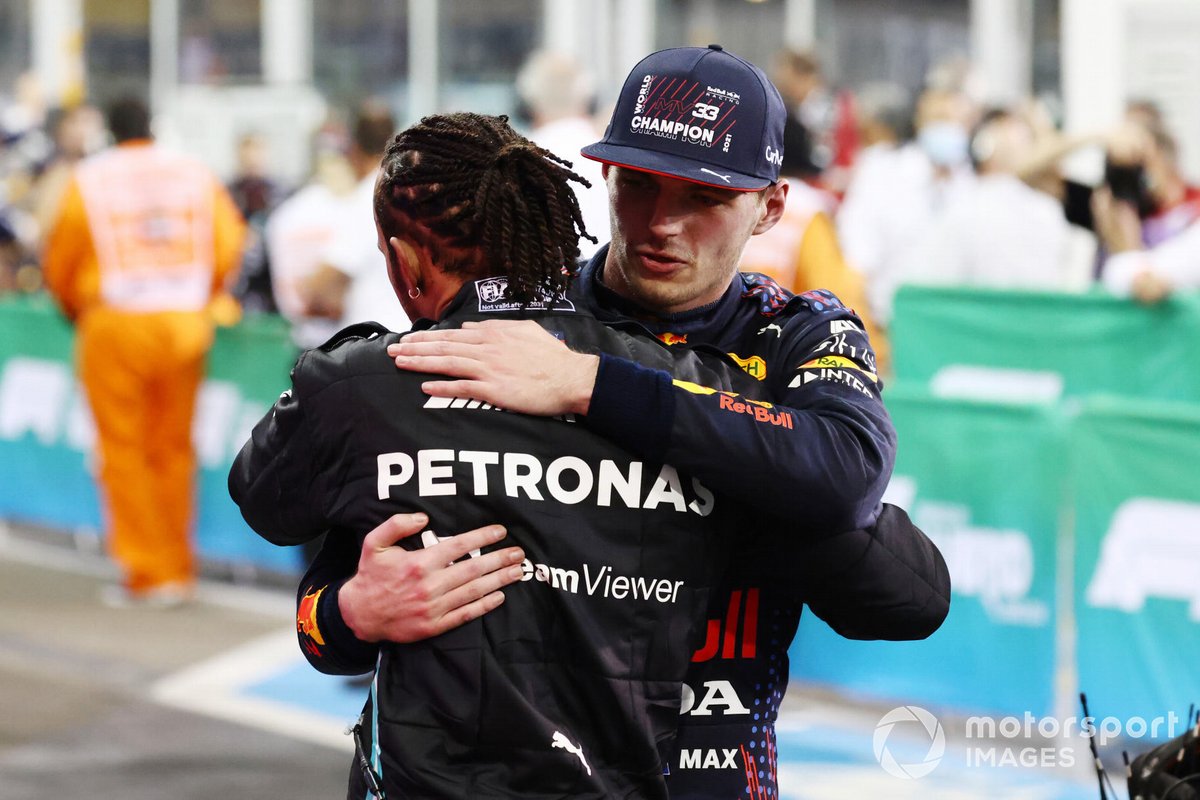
[581,44,786,191]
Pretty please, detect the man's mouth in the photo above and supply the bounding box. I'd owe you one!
[634,250,686,275]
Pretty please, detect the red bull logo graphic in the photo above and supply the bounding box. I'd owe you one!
[297,585,326,656]
[693,588,759,661]
[658,332,688,345]
[717,394,792,428]
[670,380,788,426]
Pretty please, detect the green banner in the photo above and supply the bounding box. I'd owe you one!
[1072,397,1200,726]
[0,295,300,573]
[891,286,1200,403]
[790,387,1065,715]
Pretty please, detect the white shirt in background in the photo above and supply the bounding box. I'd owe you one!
[321,170,411,333]
[1103,218,1200,297]
[526,116,610,258]
[266,181,355,348]
[912,173,1072,291]
[837,143,975,323]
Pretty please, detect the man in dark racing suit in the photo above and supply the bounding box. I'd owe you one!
[233,282,766,798]
[375,47,951,798]
[232,112,848,799]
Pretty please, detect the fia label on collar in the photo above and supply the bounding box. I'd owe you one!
[475,277,576,313]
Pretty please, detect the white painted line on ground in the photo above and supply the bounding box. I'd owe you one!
[150,628,354,753]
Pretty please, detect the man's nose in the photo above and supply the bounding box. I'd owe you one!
[646,196,684,237]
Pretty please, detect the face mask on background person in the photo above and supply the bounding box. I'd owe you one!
[917,121,969,168]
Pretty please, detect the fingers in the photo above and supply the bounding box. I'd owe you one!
[435,543,524,592]
[459,319,538,330]
[392,353,485,381]
[436,548,525,608]
[363,513,429,549]
[426,546,526,635]
[429,524,508,563]
[394,327,490,347]
[436,590,507,633]
[391,339,485,358]
[419,379,487,399]
[388,320,541,352]
[390,338,492,382]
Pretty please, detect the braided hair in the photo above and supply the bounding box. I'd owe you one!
[374,112,597,303]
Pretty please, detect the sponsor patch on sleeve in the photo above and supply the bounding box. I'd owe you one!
[672,380,792,428]
[727,353,767,381]
[797,355,877,383]
[790,356,878,396]
[297,585,327,656]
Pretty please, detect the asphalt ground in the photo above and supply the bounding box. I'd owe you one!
[0,522,350,800]
[0,521,1106,800]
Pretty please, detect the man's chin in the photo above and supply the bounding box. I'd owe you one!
[624,277,692,314]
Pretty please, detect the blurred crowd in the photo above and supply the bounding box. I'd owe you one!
[3,46,1199,370]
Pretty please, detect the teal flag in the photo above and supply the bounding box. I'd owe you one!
[891,286,1200,403]
[1072,397,1200,727]
[790,387,1064,716]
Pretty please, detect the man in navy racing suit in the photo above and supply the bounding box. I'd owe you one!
[310,47,951,798]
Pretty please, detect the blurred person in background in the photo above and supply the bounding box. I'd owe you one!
[1100,206,1200,303]
[1095,108,1200,302]
[0,72,54,187]
[772,48,861,196]
[0,75,55,290]
[1099,109,1200,249]
[516,50,608,257]
[300,100,408,332]
[1008,98,1104,258]
[738,130,890,372]
[26,103,105,251]
[853,81,913,154]
[227,131,288,314]
[912,107,1073,290]
[837,85,978,325]
[772,49,828,181]
[0,200,18,292]
[42,96,246,606]
[267,121,359,350]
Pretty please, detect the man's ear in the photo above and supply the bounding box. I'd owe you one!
[752,180,789,235]
[388,236,423,290]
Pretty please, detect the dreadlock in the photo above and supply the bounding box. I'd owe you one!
[374,112,597,304]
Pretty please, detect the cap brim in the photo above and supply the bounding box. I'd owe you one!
[580,142,770,192]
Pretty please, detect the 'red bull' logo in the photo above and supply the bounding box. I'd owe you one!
[297,585,327,656]
[658,332,688,345]
[692,588,759,661]
[717,394,793,428]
